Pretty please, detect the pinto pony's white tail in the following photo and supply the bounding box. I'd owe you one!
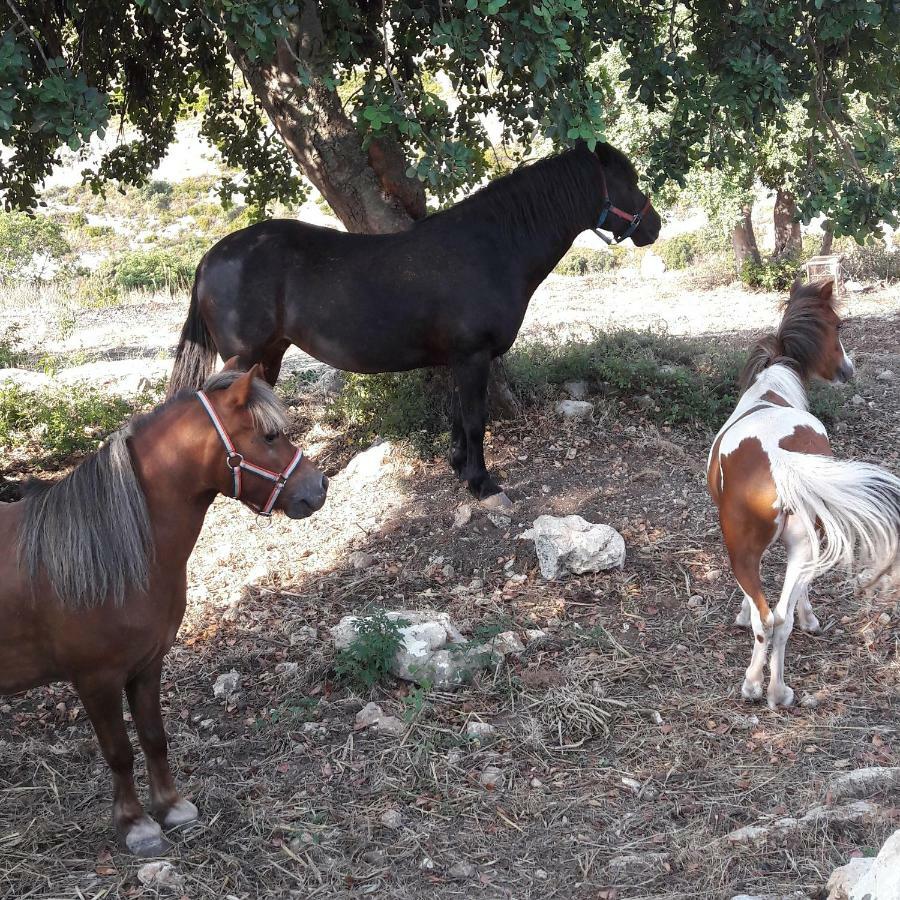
[770,451,900,581]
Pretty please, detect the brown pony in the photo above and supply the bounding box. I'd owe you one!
[0,364,327,854]
[708,279,899,709]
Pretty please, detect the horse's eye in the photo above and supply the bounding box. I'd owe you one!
[264,432,278,444]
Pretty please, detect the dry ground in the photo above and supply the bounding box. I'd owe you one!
[1,270,898,899]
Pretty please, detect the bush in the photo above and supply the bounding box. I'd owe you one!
[841,240,900,283]
[0,383,135,459]
[740,255,801,291]
[0,212,70,279]
[655,227,732,271]
[0,326,25,368]
[554,247,625,276]
[98,246,200,292]
[334,610,409,692]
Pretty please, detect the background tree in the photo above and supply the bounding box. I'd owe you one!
[1,0,898,246]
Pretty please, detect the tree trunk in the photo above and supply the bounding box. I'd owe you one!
[820,224,834,255]
[732,203,761,269]
[227,1,425,234]
[773,188,802,257]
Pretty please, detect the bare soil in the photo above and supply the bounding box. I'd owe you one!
[1,271,898,899]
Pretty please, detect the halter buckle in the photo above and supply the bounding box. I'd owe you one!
[226,452,244,469]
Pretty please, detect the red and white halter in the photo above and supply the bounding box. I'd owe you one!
[196,390,303,517]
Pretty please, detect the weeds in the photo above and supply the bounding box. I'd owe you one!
[0,212,70,280]
[741,255,801,291]
[554,246,625,276]
[0,327,25,368]
[98,246,199,292]
[334,610,409,693]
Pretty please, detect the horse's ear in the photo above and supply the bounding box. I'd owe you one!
[225,364,263,408]
[221,356,243,372]
[817,278,835,304]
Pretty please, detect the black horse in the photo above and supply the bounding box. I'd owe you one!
[168,141,661,501]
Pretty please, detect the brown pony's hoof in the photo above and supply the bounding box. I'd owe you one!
[480,491,513,511]
[123,816,171,857]
[159,799,200,830]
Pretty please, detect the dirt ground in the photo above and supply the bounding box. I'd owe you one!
[1,270,898,899]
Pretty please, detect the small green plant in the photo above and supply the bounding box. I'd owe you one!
[554,246,624,276]
[402,679,433,723]
[741,255,801,291]
[98,246,199,292]
[0,326,25,368]
[0,212,70,279]
[334,610,409,692]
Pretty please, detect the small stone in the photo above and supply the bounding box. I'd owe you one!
[564,381,589,400]
[565,447,577,460]
[449,861,476,880]
[375,715,406,737]
[380,809,402,830]
[466,721,496,739]
[876,369,895,381]
[355,702,385,728]
[878,612,891,626]
[349,550,375,571]
[635,394,655,412]
[453,504,473,528]
[530,777,543,788]
[290,626,318,646]
[705,569,722,582]
[555,399,593,420]
[523,514,625,579]
[801,799,881,827]
[275,662,298,676]
[420,856,435,870]
[491,631,525,655]
[479,765,504,790]
[525,629,548,643]
[137,862,183,890]
[213,670,241,700]
[726,824,771,847]
[480,491,514,511]
[301,722,326,738]
[800,693,820,709]
[851,394,865,406]
[535,869,548,880]
[687,594,703,608]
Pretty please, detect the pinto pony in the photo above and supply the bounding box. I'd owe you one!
[0,365,327,854]
[707,280,899,709]
[167,141,660,503]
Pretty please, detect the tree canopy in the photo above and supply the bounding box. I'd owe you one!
[1,1,898,239]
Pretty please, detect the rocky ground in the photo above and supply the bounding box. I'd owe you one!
[0,271,898,899]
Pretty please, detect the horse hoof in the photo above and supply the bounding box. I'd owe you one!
[124,816,171,857]
[480,491,513,511]
[799,617,821,634]
[160,799,200,830]
[734,612,751,628]
[767,685,795,710]
[741,679,763,701]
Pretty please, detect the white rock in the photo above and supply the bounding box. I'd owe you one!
[526,629,548,643]
[876,369,895,382]
[349,550,375,570]
[827,857,875,900]
[727,824,773,847]
[466,721,496,739]
[479,765,504,790]
[290,626,318,646]
[640,252,667,277]
[481,491,514,511]
[275,662,299,676]
[420,856,435,870]
[213,670,241,700]
[342,441,395,482]
[380,809,402,830]
[851,394,866,406]
[317,368,344,395]
[491,631,525,655]
[849,828,900,900]
[555,399,593,420]
[453,504,473,528]
[355,702,385,728]
[523,514,626,579]
[825,767,900,803]
[801,800,881,827]
[449,860,475,880]
[375,715,406,737]
[137,861,183,890]
[564,380,589,400]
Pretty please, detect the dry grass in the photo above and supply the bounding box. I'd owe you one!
[1,294,899,899]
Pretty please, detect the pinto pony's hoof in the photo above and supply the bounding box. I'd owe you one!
[480,491,513,511]
[741,679,764,702]
[767,684,795,710]
[123,816,171,857]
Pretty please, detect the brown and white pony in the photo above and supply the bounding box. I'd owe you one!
[708,279,899,709]
[0,364,328,854]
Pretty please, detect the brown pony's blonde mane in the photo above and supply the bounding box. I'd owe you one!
[739,279,838,392]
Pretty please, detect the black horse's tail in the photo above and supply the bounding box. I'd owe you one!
[167,277,217,397]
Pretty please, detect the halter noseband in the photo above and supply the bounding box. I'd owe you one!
[594,167,652,245]
[196,390,303,518]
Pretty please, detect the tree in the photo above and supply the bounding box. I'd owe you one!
[2,0,898,246]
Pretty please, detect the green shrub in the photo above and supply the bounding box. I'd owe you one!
[82,224,114,238]
[841,240,900,283]
[334,610,409,692]
[0,212,70,279]
[554,247,624,276]
[741,255,801,291]
[98,246,199,292]
[0,383,135,459]
[0,326,25,368]
[654,228,732,271]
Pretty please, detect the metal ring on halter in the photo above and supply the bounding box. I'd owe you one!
[226,452,244,469]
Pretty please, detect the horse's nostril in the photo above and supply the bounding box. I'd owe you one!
[321,475,329,492]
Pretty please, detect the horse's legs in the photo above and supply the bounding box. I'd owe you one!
[796,586,821,634]
[452,355,501,499]
[448,373,467,476]
[126,660,199,830]
[76,675,168,856]
[259,339,290,386]
[735,595,752,628]
[768,518,814,708]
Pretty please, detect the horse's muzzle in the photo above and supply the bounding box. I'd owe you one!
[285,474,328,519]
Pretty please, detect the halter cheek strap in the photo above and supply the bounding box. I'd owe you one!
[594,167,652,245]
[196,390,304,517]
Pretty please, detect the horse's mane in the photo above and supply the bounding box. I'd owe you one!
[739,280,838,393]
[19,371,287,609]
[431,144,605,244]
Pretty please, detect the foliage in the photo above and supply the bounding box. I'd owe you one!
[334,610,409,693]
[3,1,898,240]
[653,229,730,271]
[97,246,200,292]
[0,212,70,279]
[0,326,25,368]
[553,247,624,277]
[841,240,900,283]
[741,255,802,292]
[0,383,135,459]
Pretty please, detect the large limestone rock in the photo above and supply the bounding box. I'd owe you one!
[827,829,900,900]
[522,515,626,579]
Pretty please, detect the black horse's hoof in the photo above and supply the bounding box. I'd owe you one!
[480,491,513,510]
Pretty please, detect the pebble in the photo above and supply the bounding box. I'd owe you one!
[380,809,402,830]
[530,777,544,788]
[375,715,406,737]
[876,369,894,381]
[526,629,548,643]
[349,550,375,570]
[480,765,504,790]
[466,721,496,739]
[420,856,435,870]
[687,594,703,608]
[878,612,891,626]
[137,862,183,890]
[851,394,866,406]
[704,569,722,582]
[449,860,476,880]
[290,625,317,646]
[453,504,472,528]
[212,670,241,700]
[355,702,385,728]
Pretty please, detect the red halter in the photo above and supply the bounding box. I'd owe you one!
[196,391,303,517]
[594,167,653,244]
